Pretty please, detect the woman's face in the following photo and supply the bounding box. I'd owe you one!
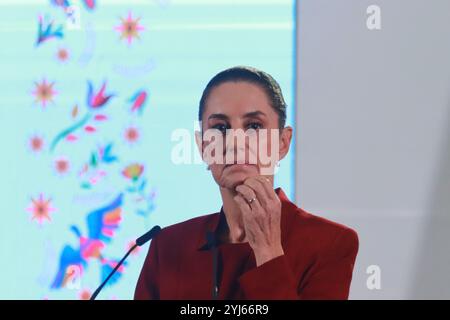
[196,81,292,190]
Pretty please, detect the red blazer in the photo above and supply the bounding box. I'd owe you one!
[134,188,359,300]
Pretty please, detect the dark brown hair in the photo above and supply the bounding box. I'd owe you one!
[199,66,287,129]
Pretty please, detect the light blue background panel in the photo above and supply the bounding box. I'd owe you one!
[0,0,295,299]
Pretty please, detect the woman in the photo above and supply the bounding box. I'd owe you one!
[134,66,359,300]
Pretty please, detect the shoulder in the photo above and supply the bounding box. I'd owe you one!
[153,212,218,245]
[286,207,359,257]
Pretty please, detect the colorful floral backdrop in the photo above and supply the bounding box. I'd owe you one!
[0,0,295,299]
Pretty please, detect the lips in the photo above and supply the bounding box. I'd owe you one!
[224,163,255,168]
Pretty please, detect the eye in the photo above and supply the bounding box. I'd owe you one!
[246,122,263,130]
[211,123,230,134]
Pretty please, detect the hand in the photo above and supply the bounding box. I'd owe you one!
[233,176,284,266]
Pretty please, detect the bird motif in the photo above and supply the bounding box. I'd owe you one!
[50,194,125,289]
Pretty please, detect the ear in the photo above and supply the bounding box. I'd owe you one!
[195,130,203,161]
[278,126,293,161]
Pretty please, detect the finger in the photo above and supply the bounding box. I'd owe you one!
[235,185,263,211]
[253,176,277,201]
[235,184,257,203]
[233,193,252,215]
[233,194,262,231]
[243,178,270,207]
[248,194,263,212]
[241,188,264,212]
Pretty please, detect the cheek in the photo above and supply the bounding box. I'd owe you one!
[255,131,278,156]
[255,131,280,175]
[209,164,229,186]
[202,137,224,165]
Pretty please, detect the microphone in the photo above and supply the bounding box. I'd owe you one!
[136,226,161,246]
[90,225,162,300]
[206,231,219,300]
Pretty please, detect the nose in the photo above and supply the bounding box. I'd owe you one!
[224,129,248,165]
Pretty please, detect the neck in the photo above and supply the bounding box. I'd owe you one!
[219,186,246,243]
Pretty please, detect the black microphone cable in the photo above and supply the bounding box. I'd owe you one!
[206,231,219,300]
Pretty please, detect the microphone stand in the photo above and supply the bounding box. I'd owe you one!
[90,225,161,300]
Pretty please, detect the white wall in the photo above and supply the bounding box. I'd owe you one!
[295,0,450,299]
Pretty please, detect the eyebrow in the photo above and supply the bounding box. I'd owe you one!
[207,111,267,121]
